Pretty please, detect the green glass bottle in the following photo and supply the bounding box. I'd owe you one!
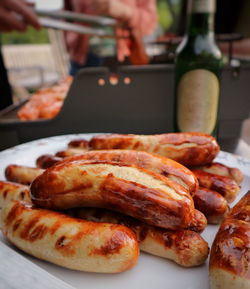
[174,0,222,137]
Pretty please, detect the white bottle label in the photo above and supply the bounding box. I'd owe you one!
[189,0,216,13]
[177,69,219,134]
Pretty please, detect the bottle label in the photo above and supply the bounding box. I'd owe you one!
[189,0,216,13]
[177,69,219,134]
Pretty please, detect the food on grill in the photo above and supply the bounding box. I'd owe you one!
[17,76,72,120]
[191,170,240,203]
[193,162,243,185]
[209,191,250,289]
[0,201,139,273]
[192,187,229,224]
[87,132,220,166]
[30,158,195,230]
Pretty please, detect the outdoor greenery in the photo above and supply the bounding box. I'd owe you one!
[1,0,182,45]
[1,27,49,45]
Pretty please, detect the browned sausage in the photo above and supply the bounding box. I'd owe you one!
[55,148,87,158]
[68,139,89,150]
[5,165,44,185]
[209,191,250,289]
[71,207,209,267]
[88,132,220,166]
[30,158,195,230]
[193,162,243,185]
[0,177,206,233]
[36,150,198,195]
[191,170,240,203]
[0,181,30,208]
[36,154,63,169]
[1,201,139,273]
[192,187,229,224]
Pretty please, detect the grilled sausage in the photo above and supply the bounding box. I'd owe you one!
[0,181,30,208]
[5,165,44,186]
[55,148,87,158]
[193,162,243,185]
[36,150,198,195]
[36,154,63,169]
[192,187,229,224]
[209,191,250,289]
[30,159,195,230]
[191,170,240,203]
[0,201,139,273]
[0,179,206,233]
[68,139,89,150]
[71,207,209,267]
[88,132,220,166]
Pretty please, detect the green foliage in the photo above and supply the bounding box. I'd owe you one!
[1,27,49,45]
[157,0,173,31]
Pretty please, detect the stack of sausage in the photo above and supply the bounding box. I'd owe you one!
[0,132,247,278]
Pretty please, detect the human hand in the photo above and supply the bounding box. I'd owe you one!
[0,0,40,32]
[92,0,133,22]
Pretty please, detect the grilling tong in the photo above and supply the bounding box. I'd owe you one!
[35,9,129,38]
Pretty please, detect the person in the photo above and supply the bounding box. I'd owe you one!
[64,0,158,75]
[0,0,40,110]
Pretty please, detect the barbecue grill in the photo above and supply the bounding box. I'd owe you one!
[0,63,249,152]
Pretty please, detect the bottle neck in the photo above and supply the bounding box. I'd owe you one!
[187,12,215,38]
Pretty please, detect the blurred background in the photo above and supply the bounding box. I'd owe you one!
[0,0,249,151]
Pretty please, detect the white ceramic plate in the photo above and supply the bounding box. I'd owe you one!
[0,134,249,289]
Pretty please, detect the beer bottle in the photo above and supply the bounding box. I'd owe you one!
[174,0,222,137]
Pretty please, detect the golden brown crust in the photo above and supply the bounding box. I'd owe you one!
[209,191,250,287]
[192,187,229,224]
[0,181,31,208]
[36,150,198,195]
[88,132,220,166]
[194,162,243,185]
[36,154,63,169]
[191,170,240,203]
[1,201,139,273]
[71,207,209,267]
[68,139,89,150]
[5,165,44,186]
[30,159,195,230]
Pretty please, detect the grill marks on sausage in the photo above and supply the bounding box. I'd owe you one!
[210,192,250,278]
[20,216,45,242]
[55,235,75,256]
[6,202,24,226]
[90,231,125,256]
[13,219,22,232]
[3,189,8,199]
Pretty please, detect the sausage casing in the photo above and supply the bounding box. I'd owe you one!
[192,187,229,224]
[71,207,209,267]
[1,201,139,273]
[191,170,240,203]
[30,158,195,230]
[36,150,198,195]
[88,132,220,166]
[209,191,250,289]
[193,162,243,185]
[5,165,44,186]
[0,180,205,233]
[0,181,30,208]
